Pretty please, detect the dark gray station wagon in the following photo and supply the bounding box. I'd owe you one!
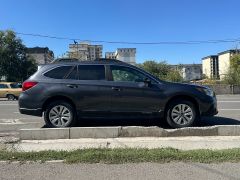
[19,59,218,128]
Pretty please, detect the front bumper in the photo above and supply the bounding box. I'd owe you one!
[202,104,218,116]
[201,96,218,116]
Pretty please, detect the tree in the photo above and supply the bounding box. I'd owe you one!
[166,69,183,82]
[224,54,240,85]
[137,60,183,82]
[0,30,37,82]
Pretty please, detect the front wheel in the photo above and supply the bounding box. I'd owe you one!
[44,101,76,128]
[165,100,197,128]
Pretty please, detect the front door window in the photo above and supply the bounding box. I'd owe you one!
[110,65,147,83]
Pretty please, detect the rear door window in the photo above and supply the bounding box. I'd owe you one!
[66,66,78,80]
[78,65,105,80]
[44,66,74,79]
[0,84,8,88]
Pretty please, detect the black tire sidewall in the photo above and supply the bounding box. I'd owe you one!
[44,101,76,128]
[7,94,15,101]
[166,100,196,128]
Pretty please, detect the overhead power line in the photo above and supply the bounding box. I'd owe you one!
[16,32,240,45]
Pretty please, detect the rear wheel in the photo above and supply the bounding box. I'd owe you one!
[165,100,197,128]
[44,101,76,128]
[7,94,15,101]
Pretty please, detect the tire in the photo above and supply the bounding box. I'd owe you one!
[165,100,197,128]
[44,100,76,128]
[7,94,15,101]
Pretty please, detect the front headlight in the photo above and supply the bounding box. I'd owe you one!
[197,87,214,97]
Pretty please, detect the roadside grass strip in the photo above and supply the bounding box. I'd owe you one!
[1,148,240,164]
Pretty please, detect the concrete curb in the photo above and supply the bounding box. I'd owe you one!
[20,128,69,140]
[19,125,240,140]
[0,122,42,132]
[70,127,120,139]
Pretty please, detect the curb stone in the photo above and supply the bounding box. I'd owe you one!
[19,125,240,140]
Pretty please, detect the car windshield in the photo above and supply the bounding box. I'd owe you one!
[10,83,20,88]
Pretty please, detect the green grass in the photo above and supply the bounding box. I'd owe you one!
[1,148,240,163]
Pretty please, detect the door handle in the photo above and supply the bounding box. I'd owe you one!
[66,84,78,88]
[112,87,121,91]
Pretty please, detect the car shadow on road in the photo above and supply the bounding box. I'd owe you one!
[198,116,240,127]
[76,118,167,128]
[74,116,240,129]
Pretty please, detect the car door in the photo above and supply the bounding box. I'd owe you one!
[107,65,164,113]
[43,65,111,114]
[63,64,112,114]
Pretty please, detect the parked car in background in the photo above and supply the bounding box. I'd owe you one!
[19,59,218,128]
[0,82,22,100]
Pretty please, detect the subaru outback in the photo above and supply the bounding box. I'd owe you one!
[19,59,218,128]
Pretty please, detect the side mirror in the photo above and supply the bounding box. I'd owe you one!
[143,78,151,87]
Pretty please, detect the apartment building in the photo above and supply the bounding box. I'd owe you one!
[68,42,103,60]
[172,64,202,81]
[202,55,219,79]
[105,48,136,65]
[27,47,54,65]
[115,48,136,65]
[105,52,116,59]
[218,49,240,80]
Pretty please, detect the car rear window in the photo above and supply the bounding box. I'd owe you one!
[44,66,74,79]
[78,65,105,80]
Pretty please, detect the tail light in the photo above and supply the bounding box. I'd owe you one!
[22,81,38,91]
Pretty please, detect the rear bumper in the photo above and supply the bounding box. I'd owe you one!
[19,108,42,117]
[18,92,43,117]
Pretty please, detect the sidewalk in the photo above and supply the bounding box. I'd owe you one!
[8,136,240,152]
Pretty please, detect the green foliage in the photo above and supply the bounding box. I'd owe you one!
[224,54,240,85]
[137,60,183,82]
[166,69,183,82]
[0,30,37,82]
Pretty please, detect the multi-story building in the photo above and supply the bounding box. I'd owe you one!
[105,52,116,59]
[172,64,202,81]
[68,42,102,61]
[27,47,54,65]
[202,55,219,79]
[218,49,240,80]
[115,48,136,65]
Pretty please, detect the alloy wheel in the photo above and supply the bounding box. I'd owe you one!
[171,104,193,126]
[49,105,72,127]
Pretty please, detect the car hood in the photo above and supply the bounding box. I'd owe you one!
[164,81,208,89]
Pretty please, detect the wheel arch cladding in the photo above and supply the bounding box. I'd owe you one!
[164,95,200,116]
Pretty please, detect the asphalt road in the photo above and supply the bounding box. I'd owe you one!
[0,95,240,127]
[0,162,240,180]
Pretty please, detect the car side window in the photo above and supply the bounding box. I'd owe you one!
[10,83,19,88]
[66,66,78,80]
[0,84,8,88]
[44,66,74,79]
[110,66,147,82]
[78,65,105,80]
